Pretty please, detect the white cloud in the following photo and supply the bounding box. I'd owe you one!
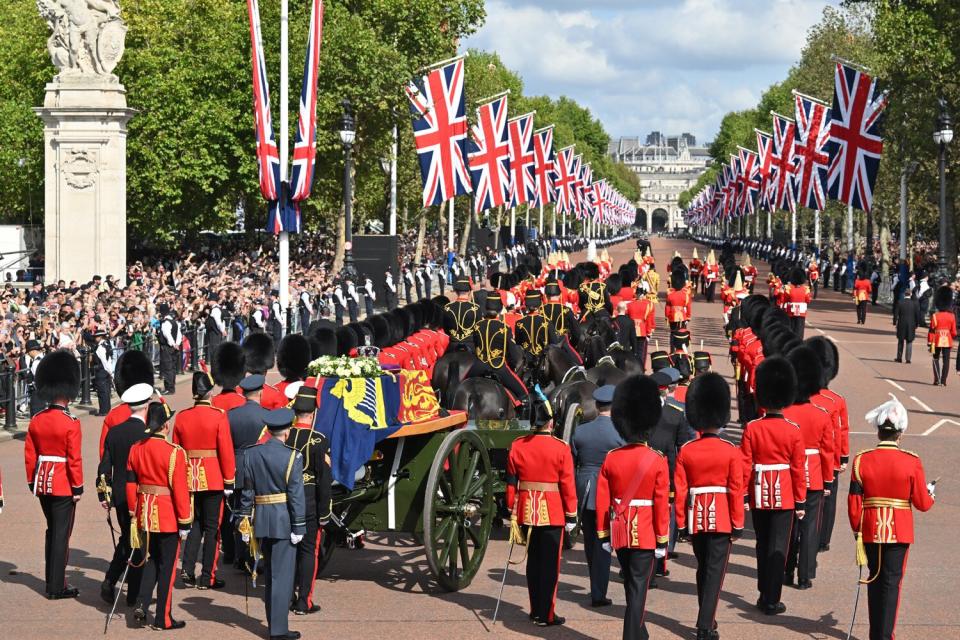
[464,0,840,143]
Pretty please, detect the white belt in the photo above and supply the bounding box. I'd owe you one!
[788,302,808,314]
[38,455,67,463]
[689,486,728,496]
[755,463,789,472]
[614,498,654,507]
[33,456,68,496]
[754,463,789,508]
[804,448,819,456]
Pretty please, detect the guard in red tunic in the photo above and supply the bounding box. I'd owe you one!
[806,259,820,299]
[742,254,758,293]
[99,349,155,458]
[24,349,84,599]
[849,397,935,640]
[781,267,812,338]
[689,248,703,291]
[127,402,192,629]
[740,356,807,615]
[782,347,835,589]
[703,251,721,302]
[244,333,287,409]
[211,342,247,412]
[626,290,656,367]
[666,268,692,352]
[505,398,577,627]
[928,286,957,386]
[675,373,744,640]
[596,375,668,640]
[853,270,873,325]
[173,372,236,590]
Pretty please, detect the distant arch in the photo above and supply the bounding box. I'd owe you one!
[652,208,669,232]
[636,208,648,230]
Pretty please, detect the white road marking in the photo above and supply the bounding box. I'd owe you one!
[921,419,960,436]
[827,335,838,344]
[815,327,825,335]
[910,396,934,413]
[885,379,905,391]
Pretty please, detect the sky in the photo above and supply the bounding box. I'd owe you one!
[463,0,841,146]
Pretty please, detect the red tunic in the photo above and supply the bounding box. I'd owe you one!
[689,259,703,278]
[820,388,850,467]
[595,443,670,549]
[260,382,288,410]
[99,403,132,458]
[675,435,745,534]
[665,289,690,324]
[212,390,246,412]
[782,284,812,318]
[848,442,934,544]
[853,278,872,303]
[928,311,957,348]
[740,415,807,510]
[703,264,720,284]
[782,402,835,491]
[171,401,236,491]
[742,265,757,287]
[617,286,636,302]
[505,433,577,527]
[626,298,656,337]
[24,406,84,497]
[126,435,192,533]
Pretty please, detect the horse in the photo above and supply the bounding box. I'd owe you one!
[549,379,599,429]
[440,357,517,421]
[606,344,645,376]
[432,350,479,406]
[533,344,584,390]
[584,355,628,387]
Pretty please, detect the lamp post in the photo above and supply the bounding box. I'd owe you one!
[339,99,358,283]
[934,98,953,284]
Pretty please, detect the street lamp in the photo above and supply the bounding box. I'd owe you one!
[934,98,953,284]
[339,98,358,283]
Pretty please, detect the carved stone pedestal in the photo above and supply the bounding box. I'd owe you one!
[35,80,135,285]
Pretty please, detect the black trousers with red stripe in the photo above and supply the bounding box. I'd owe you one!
[786,490,822,582]
[692,533,731,633]
[865,542,909,640]
[105,508,143,603]
[293,516,322,610]
[141,532,181,629]
[820,474,839,548]
[525,526,563,623]
[615,547,654,640]
[38,495,75,595]
[751,509,793,606]
[182,490,223,585]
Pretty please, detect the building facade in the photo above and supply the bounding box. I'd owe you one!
[608,133,712,232]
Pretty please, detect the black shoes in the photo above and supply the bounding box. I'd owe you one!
[152,620,186,630]
[196,578,225,591]
[133,599,146,621]
[894,358,902,363]
[535,615,565,627]
[270,633,301,640]
[47,586,79,600]
[783,573,795,587]
[181,572,197,588]
[797,579,813,590]
[292,604,321,615]
[819,544,830,552]
[590,597,612,607]
[756,600,787,615]
[100,579,115,604]
[655,568,670,577]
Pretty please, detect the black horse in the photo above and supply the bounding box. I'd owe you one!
[440,357,517,421]
[533,344,584,390]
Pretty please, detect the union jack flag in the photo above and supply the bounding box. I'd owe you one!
[729,155,743,217]
[737,146,761,215]
[467,95,510,214]
[826,62,888,212]
[793,92,831,211]
[553,146,576,214]
[506,113,536,208]
[570,154,584,218]
[246,0,279,203]
[755,129,774,211]
[580,162,594,220]
[406,59,472,207]
[592,179,608,223]
[532,127,555,208]
[723,163,737,219]
[770,113,798,213]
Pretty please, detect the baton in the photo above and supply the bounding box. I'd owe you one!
[104,546,137,634]
[491,539,515,627]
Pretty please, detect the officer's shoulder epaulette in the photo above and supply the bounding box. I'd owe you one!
[811,404,829,414]
[648,446,666,458]
[715,437,737,447]
[782,417,801,429]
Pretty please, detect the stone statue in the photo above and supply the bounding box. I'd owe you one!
[37,0,126,79]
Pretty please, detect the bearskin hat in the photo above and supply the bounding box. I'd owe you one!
[393,308,414,340]
[670,267,687,291]
[242,333,275,375]
[406,304,424,332]
[489,272,503,290]
[192,371,216,398]
[35,349,81,403]
[740,295,770,330]
[605,273,622,293]
[934,285,954,312]
[369,315,393,349]
[580,262,600,280]
[113,349,154,395]
[432,296,449,325]
[277,334,311,381]
[685,372,730,430]
[804,336,839,384]
[358,321,376,346]
[619,263,638,284]
[789,266,807,286]
[309,326,338,358]
[562,268,583,290]
[787,345,823,402]
[345,323,366,349]
[760,306,792,332]
[335,326,358,357]
[755,356,797,411]
[612,375,663,443]
[515,264,530,281]
[212,342,246,389]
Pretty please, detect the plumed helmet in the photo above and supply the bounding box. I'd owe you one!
[212,342,246,388]
[804,336,839,384]
[335,326,358,356]
[277,334,311,381]
[113,349,154,395]
[309,326,338,358]
[685,372,730,430]
[789,266,807,286]
[35,349,81,403]
[755,355,797,411]
[786,345,823,402]
[242,333,275,375]
[934,285,953,312]
[192,371,216,398]
[612,375,663,443]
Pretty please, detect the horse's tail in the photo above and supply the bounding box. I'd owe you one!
[443,360,461,408]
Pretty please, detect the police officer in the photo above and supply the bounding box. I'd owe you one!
[23,339,45,417]
[675,373,744,640]
[127,402,192,629]
[363,277,376,317]
[24,349,84,599]
[158,304,181,395]
[173,372,236,590]
[384,269,398,310]
[346,280,360,323]
[849,397,935,640]
[97,382,153,606]
[237,408,307,640]
[570,385,624,607]
[468,297,529,407]
[505,397,577,626]
[541,282,582,365]
[286,385,332,616]
[332,283,346,326]
[91,329,114,416]
[513,291,556,365]
[443,278,479,350]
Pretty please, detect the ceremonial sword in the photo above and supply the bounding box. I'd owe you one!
[104,547,137,634]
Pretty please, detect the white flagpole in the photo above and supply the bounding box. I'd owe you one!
[814,210,821,251]
[791,208,797,248]
[847,203,854,252]
[510,207,516,245]
[448,198,455,253]
[389,123,398,236]
[279,0,290,331]
[538,203,544,236]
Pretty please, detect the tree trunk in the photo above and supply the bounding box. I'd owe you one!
[459,206,471,255]
[494,206,502,250]
[414,211,427,264]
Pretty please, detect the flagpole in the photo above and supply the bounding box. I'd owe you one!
[814,210,821,251]
[279,0,290,331]
[448,198,455,253]
[525,204,530,237]
[389,123,398,236]
[847,203,854,253]
[791,209,797,248]
[538,203,544,236]
[510,206,516,245]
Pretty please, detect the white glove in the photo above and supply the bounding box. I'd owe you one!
[601,541,612,554]
[224,489,233,498]
[927,482,936,498]
[290,533,303,545]
[654,547,666,559]
[564,522,576,533]
[179,529,190,541]
[241,532,250,543]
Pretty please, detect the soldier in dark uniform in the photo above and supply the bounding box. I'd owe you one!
[91,329,113,416]
[97,382,153,606]
[443,278,479,351]
[505,397,578,626]
[158,304,181,395]
[287,386,332,615]
[542,282,583,365]
[513,291,556,366]
[578,262,610,322]
[849,397,935,640]
[467,297,528,406]
[24,350,84,599]
[893,287,921,363]
[570,385,624,607]
[237,408,307,640]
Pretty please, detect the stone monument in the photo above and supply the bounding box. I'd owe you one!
[34,0,134,285]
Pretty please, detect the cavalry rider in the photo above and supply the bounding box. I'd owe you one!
[443,277,480,351]
[688,248,703,292]
[703,250,721,302]
[666,267,692,353]
[742,254,758,294]
[468,297,529,408]
[542,282,583,365]
[578,262,611,322]
[781,266,812,339]
[806,258,821,299]
[514,290,558,367]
